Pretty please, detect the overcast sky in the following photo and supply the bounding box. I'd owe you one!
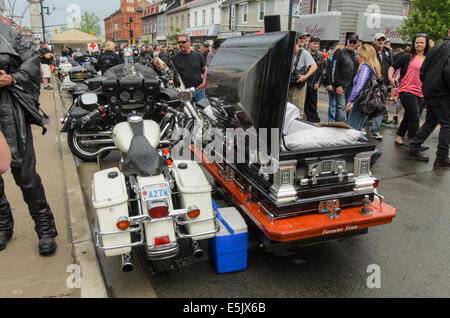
[7,0,121,36]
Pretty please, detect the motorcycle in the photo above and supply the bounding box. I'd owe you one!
[89,91,220,272]
[60,63,180,161]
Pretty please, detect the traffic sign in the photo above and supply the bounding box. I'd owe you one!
[54,28,58,35]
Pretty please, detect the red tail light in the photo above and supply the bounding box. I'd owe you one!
[373,178,379,188]
[149,203,169,218]
[154,235,170,246]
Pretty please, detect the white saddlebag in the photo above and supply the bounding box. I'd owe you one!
[171,160,216,240]
[92,167,131,256]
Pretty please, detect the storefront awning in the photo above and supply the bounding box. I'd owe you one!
[356,13,406,44]
[186,24,220,37]
[292,11,342,41]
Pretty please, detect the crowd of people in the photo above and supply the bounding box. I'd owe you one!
[289,30,450,168]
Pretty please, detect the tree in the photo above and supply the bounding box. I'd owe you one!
[73,12,102,37]
[167,25,182,46]
[398,0,450,44]
[4,0,30,27]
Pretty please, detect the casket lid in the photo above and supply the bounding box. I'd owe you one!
[206,31,296,134]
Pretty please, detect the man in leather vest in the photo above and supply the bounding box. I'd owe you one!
[0,22,58,255]
[304,36,324,123]
[332,33,359,122]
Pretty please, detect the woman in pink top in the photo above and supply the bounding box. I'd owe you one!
[389,34,430,147]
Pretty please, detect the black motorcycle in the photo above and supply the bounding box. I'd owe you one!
[60,63,180,161]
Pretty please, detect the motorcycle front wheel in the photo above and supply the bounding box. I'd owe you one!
[67,130,112,162]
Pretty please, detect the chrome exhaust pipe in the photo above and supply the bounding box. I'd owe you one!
[121,253,134,272]
[191,240,204,259]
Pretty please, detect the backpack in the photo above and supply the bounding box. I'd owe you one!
[355,66,387,118]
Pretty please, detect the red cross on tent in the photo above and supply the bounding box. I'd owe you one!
[88,43,98,51]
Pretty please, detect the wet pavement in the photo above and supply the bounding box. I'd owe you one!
[68,89,450,298]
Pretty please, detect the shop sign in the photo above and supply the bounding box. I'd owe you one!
[357,13,406,44]
[293,11,341,41]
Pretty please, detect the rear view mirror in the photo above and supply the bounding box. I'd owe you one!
[81,93,98,105]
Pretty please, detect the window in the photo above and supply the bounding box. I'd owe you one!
[202,9,206,25]
[181,15,184,28]
[311,0,330,14]
[176,16,179,28]
[241,3,248,24]
[402,1,410,16]
[258,1,265,22]
[114,24,118,31]
[194,11,198,26]
[211,8,215,24]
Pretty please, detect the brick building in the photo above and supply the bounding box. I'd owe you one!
[104,0,150,45]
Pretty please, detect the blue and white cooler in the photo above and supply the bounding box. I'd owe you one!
[209,204,248,274]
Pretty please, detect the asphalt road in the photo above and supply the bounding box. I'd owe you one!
[68,90,450,298]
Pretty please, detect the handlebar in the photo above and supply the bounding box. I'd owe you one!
[81,109,100,126]
[80,106,108,126]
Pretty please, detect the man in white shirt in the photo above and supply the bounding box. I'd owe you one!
[123,44,133,63]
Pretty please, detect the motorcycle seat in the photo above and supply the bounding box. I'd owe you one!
[69,106,90,119]
[121,121,167,177]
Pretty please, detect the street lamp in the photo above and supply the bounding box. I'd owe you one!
[39,0,51,43]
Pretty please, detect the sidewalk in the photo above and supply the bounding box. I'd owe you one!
[0,76,107,298]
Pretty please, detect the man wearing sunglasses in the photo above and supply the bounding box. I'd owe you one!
[170,34,208,102]
[332,33,359,123]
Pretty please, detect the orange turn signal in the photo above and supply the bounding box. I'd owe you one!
[116,217,130,230]
[187,208,200,219]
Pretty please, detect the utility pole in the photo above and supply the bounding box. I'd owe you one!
[39,0,46,42]
[29,0,42,47]
[128,16,133,45]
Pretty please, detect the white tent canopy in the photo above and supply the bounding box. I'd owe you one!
[50,29,101,55]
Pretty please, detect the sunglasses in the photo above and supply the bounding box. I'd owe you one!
[377,38,386,41]
[415,33,428,38]
[178,40,188,44]
[349,40,358,44]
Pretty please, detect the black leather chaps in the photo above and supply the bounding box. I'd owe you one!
[0,125,57,239]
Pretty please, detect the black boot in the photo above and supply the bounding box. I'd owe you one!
[0,232,12,251]
[38,236,57,256]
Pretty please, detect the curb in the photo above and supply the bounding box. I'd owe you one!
[55,90,109,298]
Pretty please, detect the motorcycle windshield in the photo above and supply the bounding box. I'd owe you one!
[206,31,296,134]
[103,63,158,81]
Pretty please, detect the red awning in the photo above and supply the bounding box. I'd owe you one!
[255,29,265,34]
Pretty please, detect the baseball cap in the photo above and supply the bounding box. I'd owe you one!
[202,41,210,47]
[374,33,386,40]
[310,36,320,43]
[297,32,310,38]
[347,33,360,42]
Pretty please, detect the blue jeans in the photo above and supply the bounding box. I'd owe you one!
[327,90,336,122]
[193,89,206,103]
[335,85,352,123]
[371,114,382,134]
[348,103,368,131]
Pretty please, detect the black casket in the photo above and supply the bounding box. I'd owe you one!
[204,31,378,219]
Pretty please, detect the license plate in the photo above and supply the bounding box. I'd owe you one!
[141,183,170,201]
